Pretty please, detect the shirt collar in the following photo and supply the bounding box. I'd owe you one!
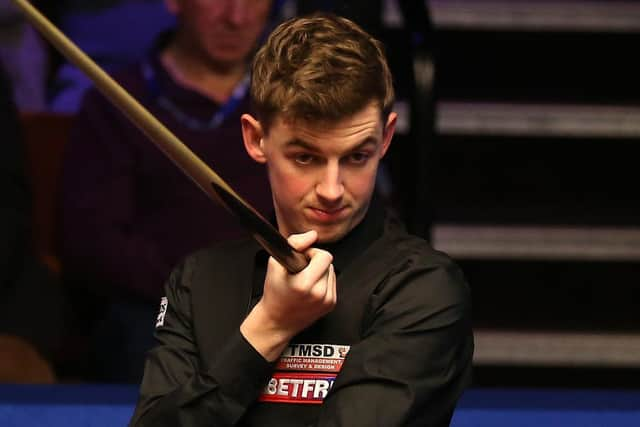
[253,195,386,276]
[316,198,385,274]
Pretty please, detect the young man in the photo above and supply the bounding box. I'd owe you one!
[131,14,473,427]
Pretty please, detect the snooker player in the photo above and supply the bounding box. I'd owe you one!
[130,13,473,427]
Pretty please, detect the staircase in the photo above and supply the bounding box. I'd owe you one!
[427,0,640,386]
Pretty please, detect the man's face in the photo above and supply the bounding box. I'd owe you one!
[167,0,272,69]
[242,103,397,243]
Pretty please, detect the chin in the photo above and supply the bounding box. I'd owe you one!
[315,225,350,244]
[206,50,249,70]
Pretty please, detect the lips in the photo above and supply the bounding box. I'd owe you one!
[307,206,348,223]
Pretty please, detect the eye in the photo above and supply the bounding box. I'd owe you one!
[348,152,370,164]
[294,153,316,165]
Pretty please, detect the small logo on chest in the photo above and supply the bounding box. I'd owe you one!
[155,297,168,328]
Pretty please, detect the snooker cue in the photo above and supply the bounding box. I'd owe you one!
[11,0,309,273]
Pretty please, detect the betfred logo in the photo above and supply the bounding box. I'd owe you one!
[259,372,337,404]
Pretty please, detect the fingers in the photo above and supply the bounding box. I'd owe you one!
[272,230,336,309]
[324,264,337,306]
[302,247,333,285]
[309,262,336,308]
[267,246,332,289]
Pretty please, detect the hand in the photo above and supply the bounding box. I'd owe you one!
[260,230,336,333]
[240,230,337,361]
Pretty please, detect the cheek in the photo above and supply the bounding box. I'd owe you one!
[269,165,313,202]
[191,17,215,42]
[189,4,217,25]
[345,166,378,199]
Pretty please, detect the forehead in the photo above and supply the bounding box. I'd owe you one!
[269,103,385,145]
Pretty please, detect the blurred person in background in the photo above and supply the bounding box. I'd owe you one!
[61,0,279,383]
[48,0,175,113]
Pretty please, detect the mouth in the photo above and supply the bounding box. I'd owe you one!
[307,206,348,223]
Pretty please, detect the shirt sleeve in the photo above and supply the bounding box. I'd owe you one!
[316,258,474,427]
[61,89,169,300]
[129,259,275,427]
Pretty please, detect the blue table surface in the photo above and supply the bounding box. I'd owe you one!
[1,385,639,427]
[2,385,640,409]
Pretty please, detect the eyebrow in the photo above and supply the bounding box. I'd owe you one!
[284,138,319,152]
[284,136,379,152]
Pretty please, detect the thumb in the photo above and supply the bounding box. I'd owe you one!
[287,230,318,252]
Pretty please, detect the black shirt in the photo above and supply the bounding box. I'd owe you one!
[131,205,473,426]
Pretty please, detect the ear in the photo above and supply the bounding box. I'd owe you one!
[164,0,180,15]
[379,111,397,158]
[241,114,267,163]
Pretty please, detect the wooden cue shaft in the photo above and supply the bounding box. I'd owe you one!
[11,0,308,273]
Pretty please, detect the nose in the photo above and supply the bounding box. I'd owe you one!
[316,161,344,203]
[225,0,251,26]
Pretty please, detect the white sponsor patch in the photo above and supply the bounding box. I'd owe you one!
[155,297,168,328]
[277,343,350,373]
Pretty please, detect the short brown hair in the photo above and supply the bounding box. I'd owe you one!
[251,14,394,132]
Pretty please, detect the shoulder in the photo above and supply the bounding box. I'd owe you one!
[173,238,258,288]
[380,218,471,311]
[186,237,258,264]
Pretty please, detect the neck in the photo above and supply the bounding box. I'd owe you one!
[161,39,246,104]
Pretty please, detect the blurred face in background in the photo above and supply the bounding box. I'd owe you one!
[166,0,273,71]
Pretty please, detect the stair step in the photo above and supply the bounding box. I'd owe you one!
[429,0,640,33]
[475,329,640,367]
[433,224,640,261]
[436,101,640,138]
